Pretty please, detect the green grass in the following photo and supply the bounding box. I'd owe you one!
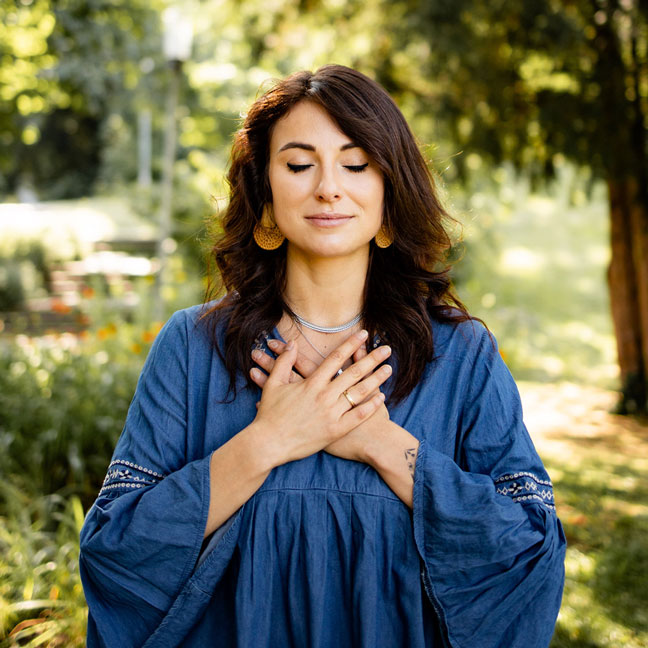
[544,417,648,647]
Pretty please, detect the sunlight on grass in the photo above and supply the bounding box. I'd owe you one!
[499,246,545,275]
[553,544,648,648]
[455,166,617,389]
[520,380,648,647]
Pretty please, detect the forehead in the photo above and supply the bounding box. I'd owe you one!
[269,101,352,153]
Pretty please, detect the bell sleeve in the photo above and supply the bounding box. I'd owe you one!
[412,326,566,648]
[79,311,241,648]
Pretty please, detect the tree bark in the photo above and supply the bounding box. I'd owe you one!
[597,2,648,414]
[630,187,648,405]
[607,178,648,414]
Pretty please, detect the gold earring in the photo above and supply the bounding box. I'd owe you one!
[374,227,393,249]
[253,204,285,250]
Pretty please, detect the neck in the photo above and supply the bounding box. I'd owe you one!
[283,246,369,326]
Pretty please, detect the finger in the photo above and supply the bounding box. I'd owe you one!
[353,342,368,363]
[265,339,298,386]
[333,344,392,393]
[250,367,268,388]
[252,348,303,383]
[288,369,304,383]
[311,330,369,384]
[340,391,386,426]
[350,387,381,407]
[268,339,319,378]
[337,363,392,412]
[252,349,276,373]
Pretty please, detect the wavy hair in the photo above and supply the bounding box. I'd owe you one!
[203,64,477,404]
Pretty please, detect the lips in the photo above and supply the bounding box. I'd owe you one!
[305,212,354,227]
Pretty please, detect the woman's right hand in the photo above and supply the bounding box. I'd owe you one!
[250,330,392,469]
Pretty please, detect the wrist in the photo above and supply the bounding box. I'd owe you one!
[365,420,419,473]
[239,421,278,474]
[363,419,396,470]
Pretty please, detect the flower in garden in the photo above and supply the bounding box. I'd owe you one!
[51,299,71,314]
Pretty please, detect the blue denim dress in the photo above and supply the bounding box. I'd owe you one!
[79,305,565,647]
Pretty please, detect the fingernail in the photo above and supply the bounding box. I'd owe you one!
[250,367,260,378]
[379,345,391,358]
[381,364,392,374]
[251,349,262,360]
[267,339,278,349]
[286,340,295,350]
[380,392,386,401]
[356,329,368,340]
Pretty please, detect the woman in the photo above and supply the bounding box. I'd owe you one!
[80,65,565,647]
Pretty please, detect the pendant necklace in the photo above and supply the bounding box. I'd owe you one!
[293,319,362,377]
[294,320,328,361]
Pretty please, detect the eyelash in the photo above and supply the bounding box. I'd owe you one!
[286,163,368,174]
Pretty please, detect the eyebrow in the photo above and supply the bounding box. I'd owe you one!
[277,141,358,152]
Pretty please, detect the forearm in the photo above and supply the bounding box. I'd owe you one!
[204,422,273,537]
[364,419,419,508]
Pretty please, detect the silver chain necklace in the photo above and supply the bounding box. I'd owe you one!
[293,320,360,377]
[293,320,328,360]
[292,311,362,334]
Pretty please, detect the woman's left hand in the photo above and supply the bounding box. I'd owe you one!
[251,338,391,464]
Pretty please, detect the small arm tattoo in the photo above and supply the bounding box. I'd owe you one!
[404,447,418,480]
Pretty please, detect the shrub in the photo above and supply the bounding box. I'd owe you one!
[0,323,158,504]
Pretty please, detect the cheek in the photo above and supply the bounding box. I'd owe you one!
[268,166,283,200]
[362,176,384,211]
[270,173,309,206]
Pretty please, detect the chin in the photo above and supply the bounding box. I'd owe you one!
[288,238,371,260]
[308,245,369,261]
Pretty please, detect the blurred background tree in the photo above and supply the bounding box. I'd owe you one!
[0,0,165,199]
[391,0,648,415]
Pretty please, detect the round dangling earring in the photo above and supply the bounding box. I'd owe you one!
[253,204,285,250]
[374,226,393,249]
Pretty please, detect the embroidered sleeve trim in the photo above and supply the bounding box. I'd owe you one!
[98,459,165,497]
[494,471,555,511]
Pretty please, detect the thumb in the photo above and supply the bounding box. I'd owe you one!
[266,339,298,385]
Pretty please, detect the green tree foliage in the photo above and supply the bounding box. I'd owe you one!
[389,0,645,185]
[0,0,164,198]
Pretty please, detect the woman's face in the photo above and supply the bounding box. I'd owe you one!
[268,100,384,262]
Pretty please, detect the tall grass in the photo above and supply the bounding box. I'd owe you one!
[0,484,86,646]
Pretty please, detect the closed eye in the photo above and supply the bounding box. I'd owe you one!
[287,163,313,173]
[345,164,369,173]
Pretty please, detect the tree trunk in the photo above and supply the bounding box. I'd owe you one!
[607,178,648,414]
[597,2,648,415]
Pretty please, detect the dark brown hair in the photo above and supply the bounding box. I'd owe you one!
[204,64,476,404]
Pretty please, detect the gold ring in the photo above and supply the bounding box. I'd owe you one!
[343,390,357,408]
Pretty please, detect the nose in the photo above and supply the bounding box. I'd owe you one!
[315,167,341,202]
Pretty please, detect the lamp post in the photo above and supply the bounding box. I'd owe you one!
[154,6,193,322]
